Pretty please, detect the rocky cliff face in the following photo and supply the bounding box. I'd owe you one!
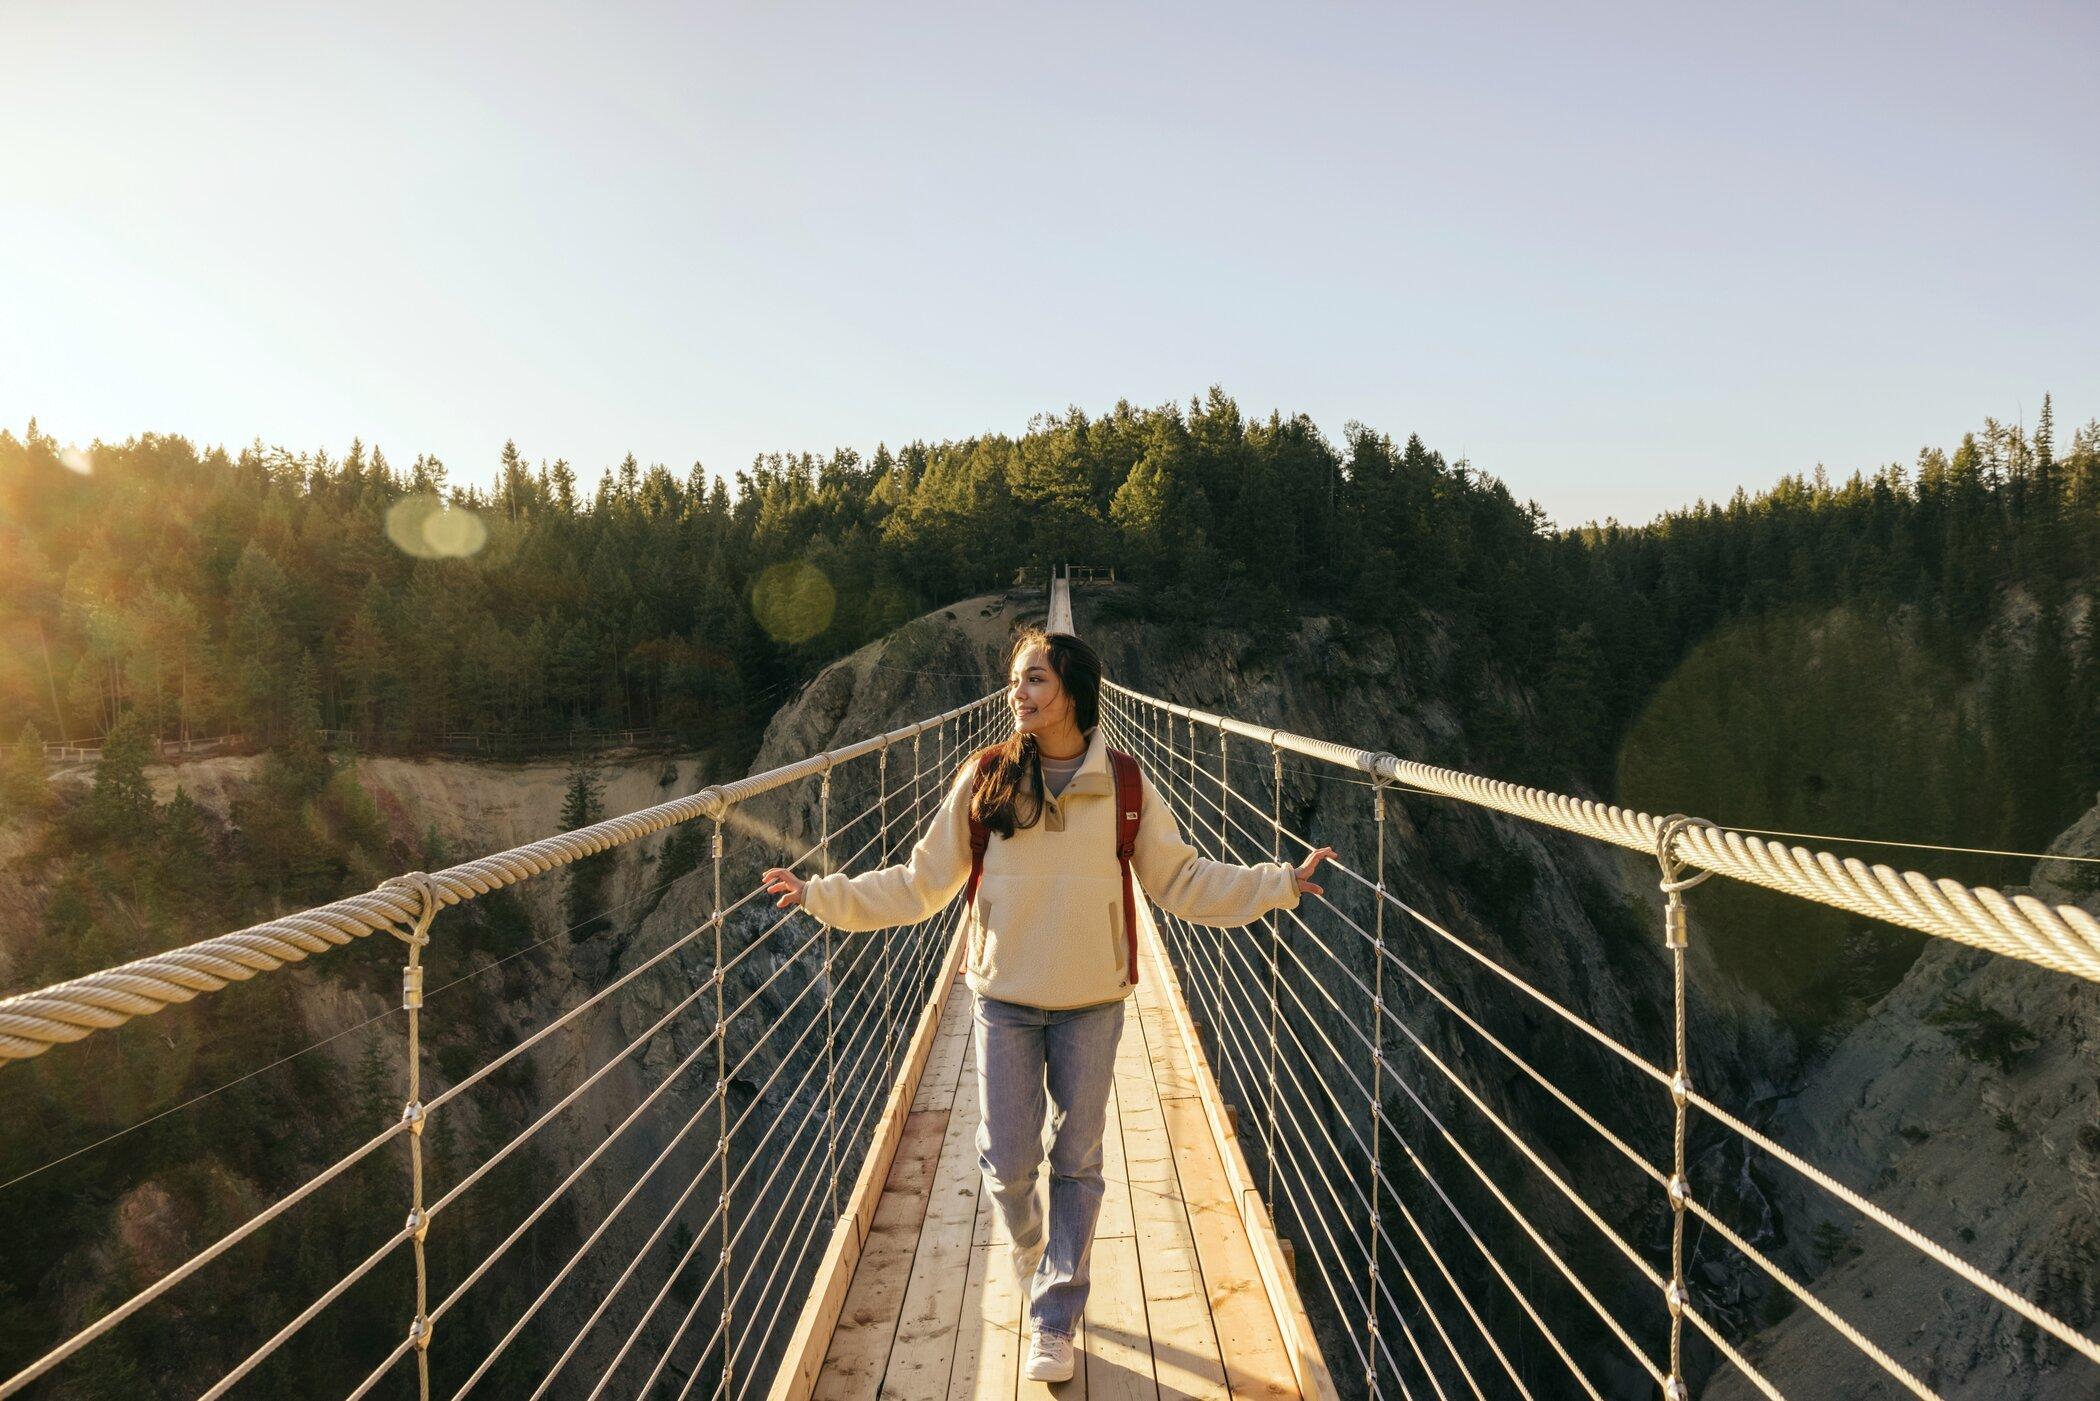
[11,585,2082,1399]
[1709,805,2100,1400]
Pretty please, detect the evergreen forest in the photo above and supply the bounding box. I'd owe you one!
[3,389,2098,1010]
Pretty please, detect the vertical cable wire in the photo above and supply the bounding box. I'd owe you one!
[877,743,894,1088]
[379,870,440,1401]
[911,729,924,1040]
[712,814,732,1400]
[1267,739,1283,1211]
[1370,779,1391,1399]
[1656,816,1713,1401]
[819,769,839,1225]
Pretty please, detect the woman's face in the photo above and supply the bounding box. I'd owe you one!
[1008,643,1069,739]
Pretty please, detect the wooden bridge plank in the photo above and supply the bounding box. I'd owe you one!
[1159,1093,1299,1400]
[816,1107,950,1400]
[1116,972,1231,1400]
[912,970,974,1113]
[882,1019,987,1397]
[1083,1172,1160,1400]
[1096,1054,1135,1242]
[949,1239,1023,1400]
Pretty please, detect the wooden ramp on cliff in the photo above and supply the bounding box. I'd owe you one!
[785,902,1330,1400]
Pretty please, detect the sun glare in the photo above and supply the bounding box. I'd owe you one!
[384,492,489,559]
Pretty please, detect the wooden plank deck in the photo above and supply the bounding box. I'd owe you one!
[811,905,1310,1400]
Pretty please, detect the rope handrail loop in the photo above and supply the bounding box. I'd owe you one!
[379,871,440,948]
[1654,814,1717,898]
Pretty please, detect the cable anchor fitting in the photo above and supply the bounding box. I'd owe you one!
[1653,815,1716,948]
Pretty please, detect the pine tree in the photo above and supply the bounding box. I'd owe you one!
[354,1035,395,1135]
[88,712,157,845]
[499,439,528,523]
[560,729,614,941]
[0,722,50,820]
[153,786,217,923]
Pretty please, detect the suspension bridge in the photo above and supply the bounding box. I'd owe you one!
[3,568,2098,1400]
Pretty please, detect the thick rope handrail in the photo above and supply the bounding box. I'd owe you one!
[1123,686,2100,1399]
[1105,680,2100,984]
[1127,733,1608,1399]
[0,692,1004,1064]
[1115,702,1677,1196]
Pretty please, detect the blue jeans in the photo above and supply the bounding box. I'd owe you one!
[971,989,1127,1341]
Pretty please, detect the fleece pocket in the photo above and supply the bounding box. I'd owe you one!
[1106,893,1126,982]
[967,891,994,974]
[969,872,1129,1007]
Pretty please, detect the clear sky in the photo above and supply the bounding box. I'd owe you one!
[3,1,2095,527]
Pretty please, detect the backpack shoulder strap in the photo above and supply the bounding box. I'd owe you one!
[962,748,1002,909]
[1108,748,1143,986]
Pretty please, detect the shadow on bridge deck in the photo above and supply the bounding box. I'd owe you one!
[810,905,1309,1400]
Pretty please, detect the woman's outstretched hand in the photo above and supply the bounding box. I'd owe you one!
[1293,846,1336,898]
[761,867,807,908]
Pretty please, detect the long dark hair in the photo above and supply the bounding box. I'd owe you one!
[969,626,1103,840]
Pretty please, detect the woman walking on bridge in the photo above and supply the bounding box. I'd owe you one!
[763,628,1332,1383]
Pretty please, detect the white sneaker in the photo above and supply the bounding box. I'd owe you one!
[1010,1237,1046,1292]
[1023,1328,1076,1383]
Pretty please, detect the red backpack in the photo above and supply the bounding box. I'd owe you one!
[961,747,1145,986]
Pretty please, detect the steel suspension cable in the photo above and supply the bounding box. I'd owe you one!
[1121,707,1646,1397]
[1164,912,1402,1385]
[1118,702,1531,1401]
[1124,687,2100,1395]
[1155,706,1675,1091]
[1115,708,1520,1399]
[1128,706,1672,1280]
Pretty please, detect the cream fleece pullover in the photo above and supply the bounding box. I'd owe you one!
[801,724,1301,1009]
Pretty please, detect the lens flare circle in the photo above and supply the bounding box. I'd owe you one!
[385,493,488,559]
[750,561,836,644]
